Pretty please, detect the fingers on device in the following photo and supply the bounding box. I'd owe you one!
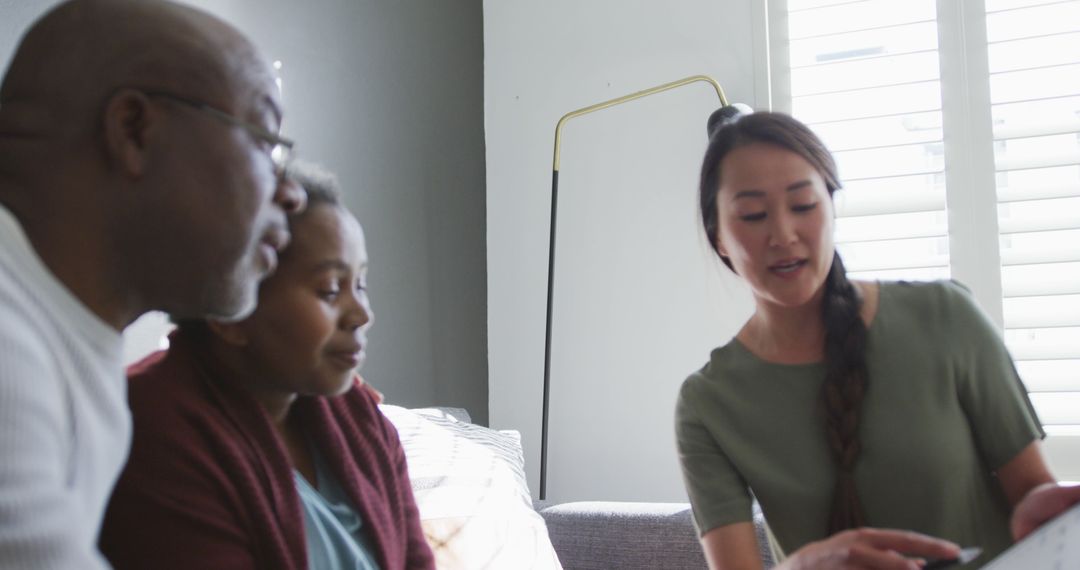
[922,546,983,569]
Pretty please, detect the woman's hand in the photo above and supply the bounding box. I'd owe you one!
[782,528,960,570]
[1011,482,1080,540]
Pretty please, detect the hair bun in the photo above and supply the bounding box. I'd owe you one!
[706,103,754,138]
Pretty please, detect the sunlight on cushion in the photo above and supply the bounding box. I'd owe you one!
[380,405,562,570]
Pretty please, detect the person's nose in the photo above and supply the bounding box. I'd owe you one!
[768,211,798,248]
[274,175,307,215]
[341,291,373,332]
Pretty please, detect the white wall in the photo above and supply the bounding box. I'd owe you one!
[484,0,765,501]
[1,0,489,423]
[0,2,58,59]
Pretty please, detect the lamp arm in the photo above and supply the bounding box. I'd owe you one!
[540,74,731,500]
[552,74,730,172]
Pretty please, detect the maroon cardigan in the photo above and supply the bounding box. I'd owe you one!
[100,332,435,570]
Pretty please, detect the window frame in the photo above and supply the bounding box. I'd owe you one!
[763,0,1080,480]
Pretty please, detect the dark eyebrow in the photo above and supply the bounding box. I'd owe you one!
[310,259,368,274]
[787,180,813,192]
[734,189,766,200]
[310,259,349,273]
[733,180,813,200]
[257,94,283,130]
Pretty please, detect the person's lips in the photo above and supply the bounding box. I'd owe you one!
[328,343,364,369]
[259,227,291,273]
[768,257,808,277]
[258,243,278,273]
[263,226,291,252]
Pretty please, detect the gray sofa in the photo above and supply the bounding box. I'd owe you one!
[535,499,775,570]
[410,407,776,569]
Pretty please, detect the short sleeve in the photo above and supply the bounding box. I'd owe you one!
[943,281,1045,471]
[675,375,753,536]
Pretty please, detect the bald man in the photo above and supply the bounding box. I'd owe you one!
[0,1,306,567]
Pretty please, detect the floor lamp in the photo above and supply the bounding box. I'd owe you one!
[539,74,741,500]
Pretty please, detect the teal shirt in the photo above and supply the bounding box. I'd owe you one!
[295,448,382,570]
[676,281,1045,568]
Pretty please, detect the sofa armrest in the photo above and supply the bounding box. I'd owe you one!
[535,501,775,570]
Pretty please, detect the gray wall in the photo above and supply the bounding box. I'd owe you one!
[0,0,489,424]
[483,0,766,500]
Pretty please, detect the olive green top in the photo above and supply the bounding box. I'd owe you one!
[676,281,1044,568]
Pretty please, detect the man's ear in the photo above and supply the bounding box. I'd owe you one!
[207,320,249,347]
[102,89,157,178]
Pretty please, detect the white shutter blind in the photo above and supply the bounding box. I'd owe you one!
[985,0,1080,434]
[772,0,1080,465]
[784,0,952,282]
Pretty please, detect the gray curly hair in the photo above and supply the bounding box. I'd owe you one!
[285,160,342,210]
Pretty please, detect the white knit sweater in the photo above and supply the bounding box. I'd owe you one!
[0,203,130,569]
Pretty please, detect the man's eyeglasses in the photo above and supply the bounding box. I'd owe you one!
[141,90,295,175]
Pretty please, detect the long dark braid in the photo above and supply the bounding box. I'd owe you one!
[700,110,870,533]
[821,253,868,532]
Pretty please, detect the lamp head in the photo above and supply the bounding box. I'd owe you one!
[706,103,754,138]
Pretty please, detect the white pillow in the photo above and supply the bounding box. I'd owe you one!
[380,405,562,570]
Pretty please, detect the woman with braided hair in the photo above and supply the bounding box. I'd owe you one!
[676,110,1056,569]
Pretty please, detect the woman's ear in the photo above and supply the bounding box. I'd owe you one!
[207,320,249,347]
